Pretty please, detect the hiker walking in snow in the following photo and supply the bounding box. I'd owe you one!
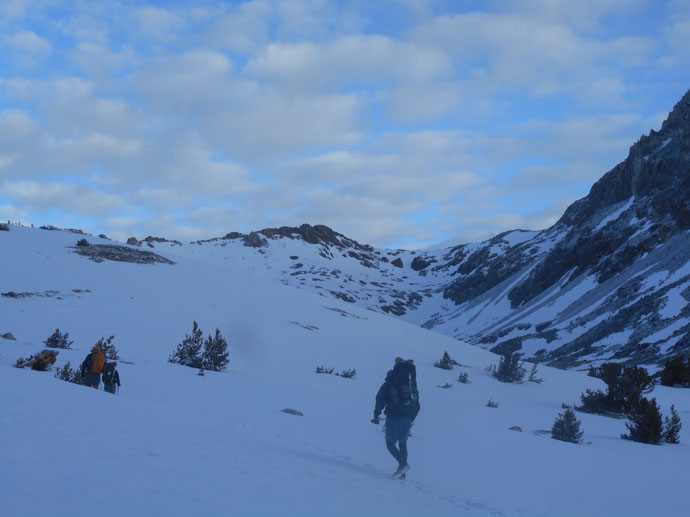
[371,357,420,479]
[102,361,120,394]
[80,346,106,389]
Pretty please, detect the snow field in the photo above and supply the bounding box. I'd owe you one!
[1,226,690,516]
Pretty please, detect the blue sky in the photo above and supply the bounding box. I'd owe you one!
[1,0,690,248]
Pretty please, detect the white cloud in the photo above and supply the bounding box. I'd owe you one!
[0,1,686,248]
[6,30,51,56]
[1,181,126,216]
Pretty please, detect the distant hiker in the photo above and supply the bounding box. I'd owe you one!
[371,357,420,479]
[102,361,120,394]
[80,346,106,389]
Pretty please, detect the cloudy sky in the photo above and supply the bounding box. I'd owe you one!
[1,0,689,248]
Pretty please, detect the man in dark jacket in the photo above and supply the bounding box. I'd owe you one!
[372,357,420,479]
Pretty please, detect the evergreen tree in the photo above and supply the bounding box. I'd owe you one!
[434,351,455,370]
[55,361,75,382]
[663,405,682,444]
[528,362,544,383]
[169,321,203,367]
[201,328,229,372]
[44,328,73,349]
[96,335,119,360]
[622,397,663,444]
[551,408,584,444]
[579,363,654,414]
[660,357,690,387]
[494,351,526,383]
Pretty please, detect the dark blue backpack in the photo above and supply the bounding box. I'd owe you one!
[102,362,116,384]
[388,361,420,417]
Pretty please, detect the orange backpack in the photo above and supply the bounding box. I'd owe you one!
[90,349,106,373]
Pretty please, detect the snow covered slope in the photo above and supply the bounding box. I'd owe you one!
[1,226,689,516]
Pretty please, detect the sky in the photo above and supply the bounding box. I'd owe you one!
[1,0,690,248]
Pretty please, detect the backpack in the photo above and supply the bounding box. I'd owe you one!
[90,349,106,374]
[102,363,115,384]
[388,361,420,418]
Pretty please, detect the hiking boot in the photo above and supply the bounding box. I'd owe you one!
[393,463,409,479]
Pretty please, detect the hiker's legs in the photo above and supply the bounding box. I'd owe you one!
[84,372,100,389]
[385,416,412,467]
[385,439,402,463]
[104,383,116,394]
[398,439,408,466]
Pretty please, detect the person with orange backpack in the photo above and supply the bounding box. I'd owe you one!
[80,346,106,389]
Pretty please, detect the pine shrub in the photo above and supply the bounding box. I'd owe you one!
[663,405,682,444]
[458,372,470,383]
[55,361,83,384]
[577,389,609,414]
[169,321,203,367]
[337,368,356,378]
[55,361,75,382]
[201,328,229,372]
[621,397,663,445]
[579,363,653,415]
[659,357,690,387]
[96,336,119,360]
[494,351,526,383]
[528,363,544,383]
[434,351,456,370]
[76,238,89,247]
[315,366,334,374]
[486,399,499,408]
[551,408,584,444]
[44,328,73,349]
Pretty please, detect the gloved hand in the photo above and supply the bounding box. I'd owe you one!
[371,415,380,425]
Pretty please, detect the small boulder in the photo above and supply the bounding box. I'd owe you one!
[281,408,304,416]
[509,426,523,432]
[1,332,16,340]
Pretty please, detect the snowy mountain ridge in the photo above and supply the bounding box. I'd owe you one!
[108,89,690,372]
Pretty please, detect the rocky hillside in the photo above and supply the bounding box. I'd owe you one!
[25,88,690,371]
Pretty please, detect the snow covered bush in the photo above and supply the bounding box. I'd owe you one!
[621,397,663,445]
[551,408,584,444]
[43,328,73,349]
[337,368,356,378]
[486,399,499,408]
[434,351,456,370]
[664,405,682,444]
[315,366,334,374]
[76,238,89,247]
[458,372,470,383]
[493,351,526,383]
[201,328,229,372]
[169,321,203,368]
